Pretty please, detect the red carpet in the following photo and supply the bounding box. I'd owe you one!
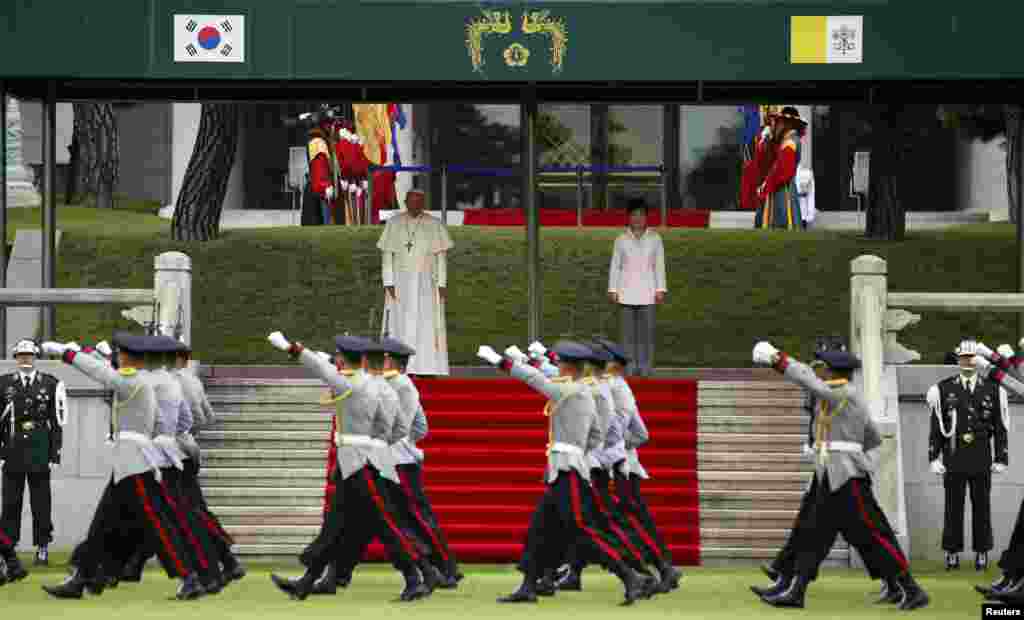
[362,377,701,565]
[461,208,710,228]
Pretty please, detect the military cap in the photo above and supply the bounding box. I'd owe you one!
[112,331,153,354]
[551,340,593,362]
[148,335,186,353]
[813,350,861,370]
[379,337,415,358]
[584,342,613,363]
[174,338,192,354]
[335,335,373,354]
[592,338,629,364]
[11,339,38,356]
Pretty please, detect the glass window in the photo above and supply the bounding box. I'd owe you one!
[679,106,744,210]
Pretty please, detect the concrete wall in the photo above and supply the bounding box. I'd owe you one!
[114,103,173,205]
[897,365,1024,561]
[169,103,245,212]
[0,361,113,551]
[19,102,72,166]
[957,135,1009,222]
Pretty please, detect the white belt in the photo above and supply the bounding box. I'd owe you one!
[336,433,388,449]
[111,431,164,475]
[548,442,585,457]
[822,441,863,453]
[117,430,152,443]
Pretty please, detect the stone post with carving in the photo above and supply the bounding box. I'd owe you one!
[6,97,41,207]
[849,254,910,564]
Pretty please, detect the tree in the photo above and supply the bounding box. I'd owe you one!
[448,104,521,208]
[172,103,240,241]
[864,106,905,240]
[685,125,744,210]
[68,103,119,209]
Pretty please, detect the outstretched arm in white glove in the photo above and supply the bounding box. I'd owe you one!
[930,459,946,475]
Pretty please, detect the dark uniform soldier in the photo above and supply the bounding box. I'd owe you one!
[0,338,66,574]
[927,339,1009,571]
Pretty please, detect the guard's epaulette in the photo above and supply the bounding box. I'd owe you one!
[581,377,597,386]
[551,376,572,384]
[339,369,355,376]
[118,368,138,377]
[383,370,400,379]
[782,139,797,151]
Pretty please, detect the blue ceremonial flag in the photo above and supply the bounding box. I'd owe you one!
[741,105,761,146]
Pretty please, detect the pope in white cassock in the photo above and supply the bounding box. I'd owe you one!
[377,189,454,375]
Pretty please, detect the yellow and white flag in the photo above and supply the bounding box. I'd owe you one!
[790,16,863,64]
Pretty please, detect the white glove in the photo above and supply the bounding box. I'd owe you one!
[325,186,335,201]
[930,459,946,475]
[41,342,65,357]
[974,355,992,376]
[505,345,529,364]
[976,342,995,359]
[1019,337,1024,352]
[752,341,779,365]
[528,341,547,358]
[993,463,1008,474]
[998,344,1015,359]
[477,345,502,365]
[760,126,771,141]
[268,332,291,352]
[315,351,332,364]
[801,444,815,461]
[96,341,112,357]
[65,342,81,353]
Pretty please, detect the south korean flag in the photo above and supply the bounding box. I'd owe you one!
[174,15,245,63]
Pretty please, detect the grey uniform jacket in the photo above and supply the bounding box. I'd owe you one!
[510,363,601,483]
[609,375,650,479]
[387,371,427,465]
[175,368,216,430]
[299,350,399,484]
[586,377,612,470]
[147,368,193,468]
[595,376,628,470]
[781,357,881,492]
[70,354,163,483]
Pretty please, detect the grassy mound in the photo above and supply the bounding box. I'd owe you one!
[13,204,1018,365]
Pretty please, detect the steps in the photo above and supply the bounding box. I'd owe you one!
[696,381,849,566]
[201,376,701,564]
[198,374,845,566]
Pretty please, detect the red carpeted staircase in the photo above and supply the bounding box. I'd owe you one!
[359,377,701,564]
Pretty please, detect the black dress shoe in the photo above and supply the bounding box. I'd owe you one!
[399,582,429,602]
[945,552,960,571]
[176,574,206,600]
[311,573,337,595]
[977,553,989,571]
[436,574,459,589]
[876,578,902,604]
[5,557,27,582]
[762,576,807,608]
[620,572,645,606]
[658,565,682,593]
[271,573,316,601]
[35,547,49,566]
[202,575,224,595]
[121,554,145,582]
[639,574,660,599]
[535,576,556,596]
[0,559,8,586]
[422,564,442,594]
[221,556,246,584]
[761,564,780,581]
[498,588,538,603]
[896,574,929,611]
[751,576,787,599]
[336,573,351,588]
[555,569,581,591]
[43,571,88,599]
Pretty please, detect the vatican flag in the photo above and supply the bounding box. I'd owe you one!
[790,16,863,64]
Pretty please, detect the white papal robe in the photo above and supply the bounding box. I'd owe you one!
[377,212,454,375]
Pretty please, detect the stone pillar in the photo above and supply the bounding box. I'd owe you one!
[154,252,191,346]
[848,254,909,565]
[5,97,40,207]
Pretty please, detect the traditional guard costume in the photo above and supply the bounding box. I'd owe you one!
[39,334,204,600]
[0,339,66,576]
[479,340,648,605]
[267,332,435,602]
[928,340,1008,571]
[752,342,928,610]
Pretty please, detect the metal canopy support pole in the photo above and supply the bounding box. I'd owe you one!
[41,81,57,342]
[440,164,448,226]
[575,165,583,227]
[662,104,681,224]
[522,94,540,343]
[0,81,7,355]
[659,166,668,229]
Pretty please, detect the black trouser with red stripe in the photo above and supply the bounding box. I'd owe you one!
[795,473,909,581]
[121,461,233,581]
[613,465,672,565]
[563,468,659,572]
[519,469,633,586]
[770,484,832,582]
[336,464,455,579]
[71,472,192,581]
[300,466,423,580]
[999,498,1024,577]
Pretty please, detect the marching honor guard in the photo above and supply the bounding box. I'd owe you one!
[0,339,66,576]
[752,341,928,610]
[478,341,648,605]
[927,339,1008,571]
[266,332,436,602]
[39,334,205,600]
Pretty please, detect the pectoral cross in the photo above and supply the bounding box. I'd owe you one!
[405,240,414,253]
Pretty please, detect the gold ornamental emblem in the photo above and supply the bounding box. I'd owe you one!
[22,420,34,431]
[465,8,568,75]
[503,43,530,67]
[962,432,974,444]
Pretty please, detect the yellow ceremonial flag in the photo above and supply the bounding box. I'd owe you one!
[790,16,863,64]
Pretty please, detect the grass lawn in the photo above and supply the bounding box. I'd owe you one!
[0,558,1001,619]
[9,203,1021,366]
